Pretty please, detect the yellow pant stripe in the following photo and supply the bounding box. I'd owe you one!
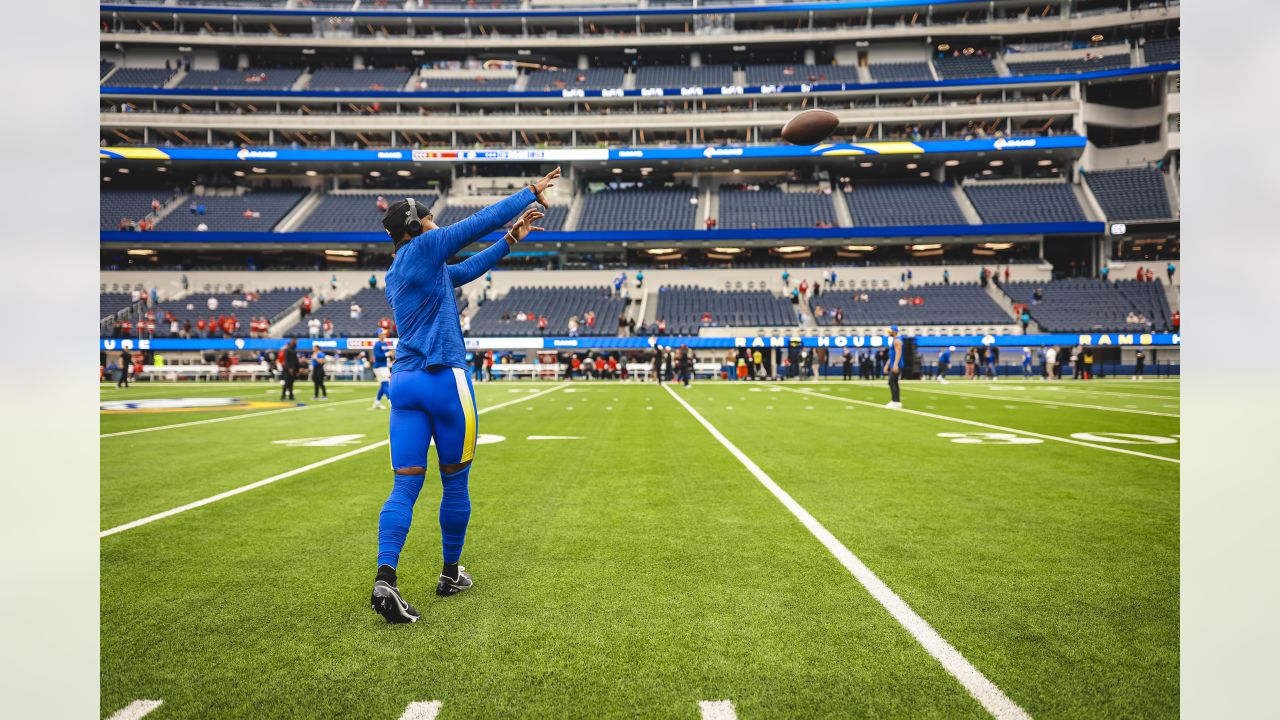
[452,367,477,462]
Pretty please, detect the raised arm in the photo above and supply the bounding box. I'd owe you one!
[447,237,511,287]
[447,208,545,287]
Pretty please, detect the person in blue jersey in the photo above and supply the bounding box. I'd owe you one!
[310,349,328,399]
[935,345,953,384]
[370,330,394,410]
[884,325,904,409]
[1022,346,1033,379]
[369,167,559,624]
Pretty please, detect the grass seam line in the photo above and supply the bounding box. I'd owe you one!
[100,397,369,438]
[907,387,1178,417]
[100,383,568,538]
[664,384,1032,720]
[783,387,1179,463]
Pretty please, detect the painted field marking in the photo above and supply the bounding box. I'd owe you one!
[665,385,1031,720]
[699,699,738,720]
[1028,386,1180,401]
[527,435,585,440]
[100,397,368,438]
[917,387,1178,417]
[100,384,567,538]
[399,700,442,720]
[783,387,1178,464]
[106,700,163,720]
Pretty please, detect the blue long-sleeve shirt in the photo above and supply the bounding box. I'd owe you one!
[385,187,534,373]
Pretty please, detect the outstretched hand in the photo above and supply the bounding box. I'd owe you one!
[530,166,561,208]
[507,209,546,245]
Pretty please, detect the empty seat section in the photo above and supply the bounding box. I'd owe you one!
[297,193,438,232]
[306,68,412,91]
[964,183,1087,223]
[577,186,698,231]
[717,186,836,229]
[654,287,797,334]
[1004,279,1172,333]
[468,287,624,337]
[844,183,967,226]
[158,190,307,231]
[1083,168,1173,221]
[868,62,932,82]
[812,283,1010,326]
[178,68,304,90]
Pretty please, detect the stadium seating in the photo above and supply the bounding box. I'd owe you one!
[100,293,134,319]
[810,282,1011,326]
[296,193,437,233]
[1144,38,1180,64]
[635,65,734,88]
[468,286,623,337]
[100,60,115,79]
[101,189,170,230]
[526,68,626,91]
[1007,55,1130,75]
[178,68,304,90]
[1004,279,1172,333]
[103,68,175,88]
[434,203,567,232]
[933,55,997,79]
[158,190,307,232]
[577,186,698,231]
[742,64,861,85]
[306,68,412,91]
[415,76,517,92]
[964,183,1087,223]
[127,288,308,337]
[1083,168,1173,221]
[285,287,393,338]
[844,183,967,226]
[717,186,836,229]
[868,62,932,82]
[654,287,797,334]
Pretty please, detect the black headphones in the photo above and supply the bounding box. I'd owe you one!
[403,197,422,235]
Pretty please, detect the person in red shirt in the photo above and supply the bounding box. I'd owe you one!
[537,315,548,334]
[1171,311,1180,331]
[594,356,605,379]
[657,318,667,335]
[196,318,207,338]
[607,355,619,379]
[378,316,392,333]
[484,350,495,381]
[799,279,809,297]
[120,318,133,337]
[301,294,312,318]
[322,318,334,338]
[1136,266,1145,282]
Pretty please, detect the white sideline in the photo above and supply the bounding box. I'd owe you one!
[399,700,442,720]
[100,384,567,538]
[664,385,1032,720]
[106,700,163,720]
[913,387,1178,417]
[1017,386,1180,401]
[100,397,369,438]
[699,699,738,720]
[784,388,1179,464]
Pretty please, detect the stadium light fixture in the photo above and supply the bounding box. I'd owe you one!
[983,243,1014,250]
[944,159,960,167]
[251,167,267,174]
[325,250,358,257]
[1037,159,1053,166]
[102,176,111,182]
[919,171,931,177]
[368,171,382,177]
[233,170,246,177]
[844,245,876,251]
[732,168,741,174]
[711,247,744,254]
[396,170,412,177]
[775,246,807,253]
[1091,34,1104,42]
[858,161,873,168]
[981,169,994,175]
[156,166,167,172]
[126,249,156,256]
[906,163,918,169]
[304,170,318,177]
[909,243,942,251]
[937,43,951,51]
[611,168,623,174]
[988,160,1004,167]
[646,248,677,255]
[117,167,129,174]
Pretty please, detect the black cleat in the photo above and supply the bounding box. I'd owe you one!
[371,573,421,624]
[436,566,474,597]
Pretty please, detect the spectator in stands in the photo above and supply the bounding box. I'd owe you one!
[636,270,644,289]
[1136,266,1145,282]
[181,274,189,291]
[1144,268,1155,282]
[979,267,989,288]
[536,315,548,335]
[460,314,471,334]
[1021,310,1031,333]
[308,316,321,338]
[350,302,363,320]
[323,318,334,338]
[943,269,950,285]
[369,273,379,290]
[180,320,191,339]
[1033,287,1044,305]
[657,318,667,335]
[799,279,809,298]
[782,270,790,288]
[189,200,198,214]
[568,316,580,337]
[1167,262,1176,282]
[1003,267,1011,285]
[196,222,208,232]
[376,196,389,212]
[1172,311,1180,331]
[301,293,312,318]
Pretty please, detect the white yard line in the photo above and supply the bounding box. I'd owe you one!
[664,385,1032,720]
[100,397,369,438]
[910,387,1178,418]
[398,701,442,720]
[699,700,739,720]
[1018,386,1180,401]
[100,384,567,538]
[783,388,1179,464]
[105,700,163,720]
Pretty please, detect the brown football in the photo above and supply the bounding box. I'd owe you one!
[780,109,840,145]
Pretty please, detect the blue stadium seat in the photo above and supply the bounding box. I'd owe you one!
[1144,38,1179,64]
[297,193,437,233]
[178,68,304,90]
[868,62,932,82]
[577,186,698,231]
[307,68,412,91]
[526,68,626,91]
[654,286,797,334]
[158,190,307,232]
[1004,279,1172,333]
[103,68,175,88]
[635,65,734,88]
[933,55,996,79]
[717,186,836,229]
[844,183,967,226]
[1007,55,1130,75]
[964,183,1087,223]
[468,287,623,337]
[1083,168,1173,221]
[435,203,567,232]
[811,283,1010,326]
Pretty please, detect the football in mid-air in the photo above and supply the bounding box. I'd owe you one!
[780,109,840,145]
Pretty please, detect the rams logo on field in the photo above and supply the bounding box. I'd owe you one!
[100,398,303,414]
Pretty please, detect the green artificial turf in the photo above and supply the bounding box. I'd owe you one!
[100,378,1179,719]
